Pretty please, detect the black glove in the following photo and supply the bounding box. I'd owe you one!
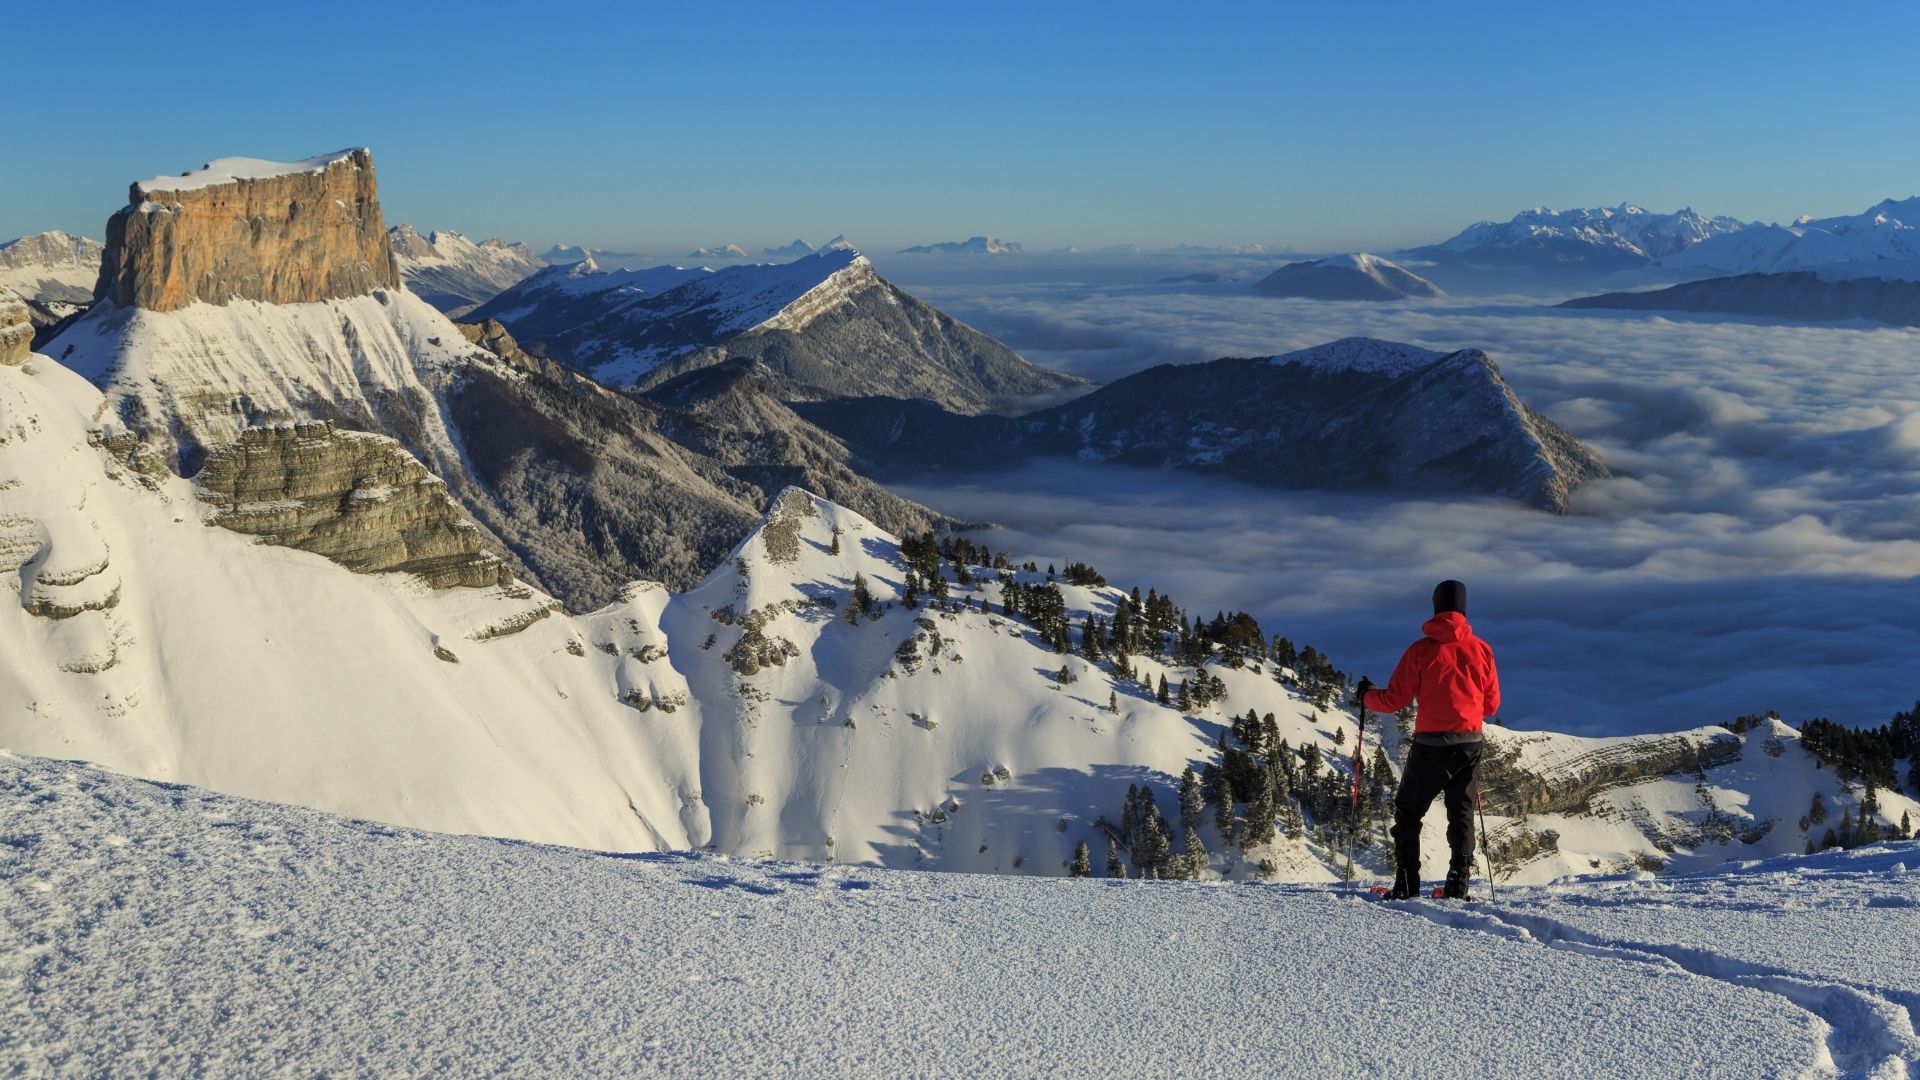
[1353,677,1373,707]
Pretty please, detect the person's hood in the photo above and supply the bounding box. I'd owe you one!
[1422,610,1473,643]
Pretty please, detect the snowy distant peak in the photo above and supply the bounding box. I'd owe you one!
[1252,252,1445,301]
[1431,204,1751,262]
[0,231,105,270]
[133,148,366,198]
[762,238,817,259]
[389,224,550,316]
[1267,337,1456,377]
[543,243,591,265]
[821,234,856,252]
[1655,195,1920,277]
[689,243,751,259]
[897,236,1023,255]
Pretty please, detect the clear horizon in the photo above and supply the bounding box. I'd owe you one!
[7,0,1919,254]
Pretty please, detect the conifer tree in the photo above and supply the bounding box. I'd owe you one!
[1241,784,1277,851]
[1178,766,1204,831]
[1108,690,1118,715]
[1902,810,1912,838]
[1809,791,1827,825]
[1156,675,1170,706]
[830,530,841,555]
[1070,841,1092,878]
[1821,826,1838,851]
[1183,825,1208,879]
[1106,843,1125,879]
[1209,770,1235,840]
[1177,680,1191,712]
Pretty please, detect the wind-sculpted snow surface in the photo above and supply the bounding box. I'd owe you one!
[6,752,1895,1079]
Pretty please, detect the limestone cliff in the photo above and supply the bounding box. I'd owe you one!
[195,422,509,589]
[95,149,400,311]
[0,292,29,365]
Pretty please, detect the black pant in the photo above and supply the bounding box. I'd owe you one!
[1392,741,1483,882]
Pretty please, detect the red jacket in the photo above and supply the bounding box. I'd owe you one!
[1362,611,1500,733]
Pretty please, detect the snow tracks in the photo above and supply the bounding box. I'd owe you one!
[1378,891,1919,1079]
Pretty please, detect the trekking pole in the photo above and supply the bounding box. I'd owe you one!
[1346,681,1370,894]
[1475,786,1497,902]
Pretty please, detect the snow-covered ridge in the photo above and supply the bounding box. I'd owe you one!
[1267,336,1454,377]
[1429,204,1751,261]
[133,148,365,197]
[1656,195,1920,279]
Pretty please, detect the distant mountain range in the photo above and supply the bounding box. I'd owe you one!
[0,231,105,342]
[388,224,547,316]
[1252,253,1444,301]
[1405,205,1752,272]
[898,236,1023,255]
[1652,197,1920,280]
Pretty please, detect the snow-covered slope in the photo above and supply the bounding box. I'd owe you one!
[1655,196,1920,279]
[1411,205,1751,270]
[388,224,547,315]
[4,751,1914,1077]
[7,338,1910,886]
[1252,252,1445,300]
[470,248,1088,411]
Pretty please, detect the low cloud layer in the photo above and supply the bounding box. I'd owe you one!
[892,280,1920,736]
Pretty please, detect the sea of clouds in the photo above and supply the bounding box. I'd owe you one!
[878,263,1920,736]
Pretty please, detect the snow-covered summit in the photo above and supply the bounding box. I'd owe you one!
[388,223,548,315]
[1267,336,1457,376]
[133,148,366,197]
[1252,252,1445,301]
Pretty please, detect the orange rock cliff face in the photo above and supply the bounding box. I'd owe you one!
[93,148,401,311]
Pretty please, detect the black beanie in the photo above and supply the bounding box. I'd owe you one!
[1432,579,1467,615]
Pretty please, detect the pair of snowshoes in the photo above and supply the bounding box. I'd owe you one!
[1370,867,1474,902]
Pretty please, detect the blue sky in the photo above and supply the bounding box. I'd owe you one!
[9,0,1918,253]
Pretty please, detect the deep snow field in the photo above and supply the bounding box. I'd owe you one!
[3,751,1915,1078]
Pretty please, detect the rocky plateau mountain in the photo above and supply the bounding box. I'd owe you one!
[40,149,950,610]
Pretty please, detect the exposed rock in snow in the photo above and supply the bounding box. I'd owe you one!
[389,224,547,316]
[1559,271,1920,327]
[0,292,30,365]
[802,337,1608,512]
[897,235,1023,254]
[1252,252,1445,300]
[96,148,399,311]
[471,247,1088,411]
[196,421,512,589]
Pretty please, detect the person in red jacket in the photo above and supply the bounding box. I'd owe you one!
[1360,580,1500,900]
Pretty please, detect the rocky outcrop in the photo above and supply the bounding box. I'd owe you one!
[195,422,508,589]
[95,149,400,311]
[0,293,30,365]
[1480,729,1743,818]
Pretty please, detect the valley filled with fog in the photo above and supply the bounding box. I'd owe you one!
[876,258,1920,735]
